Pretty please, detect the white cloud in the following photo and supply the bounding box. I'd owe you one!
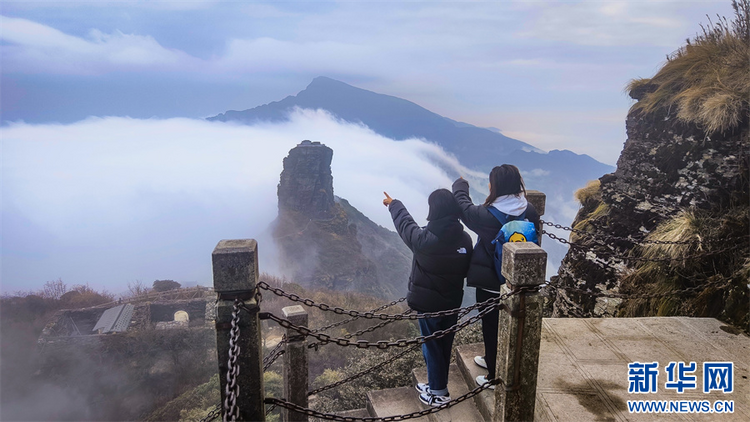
[1,110,482,293]
[516,2,687,46]
[523,169,551,177]
[0,15,196,74]
[216,38,372,74]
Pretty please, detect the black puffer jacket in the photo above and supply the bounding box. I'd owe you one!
[388,200,473,312]
[451,178,540,291]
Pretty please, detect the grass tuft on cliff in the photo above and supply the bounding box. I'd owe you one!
[619,205,749,332]
[627,0,750,134]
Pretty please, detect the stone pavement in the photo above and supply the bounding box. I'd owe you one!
[367,317,749,421]
[534,317,749,421]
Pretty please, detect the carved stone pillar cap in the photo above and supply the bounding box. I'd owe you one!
[501,242,547,287]
[282,305,308,327]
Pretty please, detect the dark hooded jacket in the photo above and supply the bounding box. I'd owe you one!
[388,200,473,312]
[451,178,540,291]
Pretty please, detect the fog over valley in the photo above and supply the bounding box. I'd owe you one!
[1,110,490,294]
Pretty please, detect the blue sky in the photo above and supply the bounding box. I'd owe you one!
[0,1,734,165]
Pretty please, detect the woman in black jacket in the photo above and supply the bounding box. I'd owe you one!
[384,189,473,406]
[451,164,540,388]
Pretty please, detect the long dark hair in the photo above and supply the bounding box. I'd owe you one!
[427,189,462,221]
[483,164,526,207]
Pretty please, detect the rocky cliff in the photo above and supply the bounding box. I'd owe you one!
[273,141,411,299]
[551,4,749,330]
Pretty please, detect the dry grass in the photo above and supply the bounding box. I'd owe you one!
[638,210,707,265]
[574,180,601,205]
[628,0,750,134]
[618,203,749,331]
[572,202,609,231]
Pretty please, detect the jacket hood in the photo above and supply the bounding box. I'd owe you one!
[426,216,464,241]
[491,194,527,216]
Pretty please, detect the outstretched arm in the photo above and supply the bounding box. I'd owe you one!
[452,178,487,231]
[387,199,426,252]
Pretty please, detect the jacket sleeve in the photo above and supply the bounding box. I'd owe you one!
[451,178,488,232]
[388,200,429,252]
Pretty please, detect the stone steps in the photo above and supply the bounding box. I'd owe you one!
[366,386,430,422]
[411,364,484,422]
[454,343,494,421]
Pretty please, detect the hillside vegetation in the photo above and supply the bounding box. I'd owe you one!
[618,1,749,329]
[151,273,484,420]
[628,0,749,134]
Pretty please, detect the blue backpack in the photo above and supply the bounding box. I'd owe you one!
[487,206,538,283]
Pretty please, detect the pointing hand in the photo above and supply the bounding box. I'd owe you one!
[383,192,394,207]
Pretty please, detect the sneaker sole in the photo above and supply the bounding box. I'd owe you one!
[474,356,488,369]
[418,393,450,407]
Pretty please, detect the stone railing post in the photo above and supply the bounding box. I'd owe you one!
[526,190,546,246]
[281,305,309,422]
[212,239,264,421]
[493,242,547,421]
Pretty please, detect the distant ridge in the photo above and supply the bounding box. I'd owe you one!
[208,76,540,169]
[210,77,616,274]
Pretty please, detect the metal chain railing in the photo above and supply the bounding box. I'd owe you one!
[543,230,744,263]
[541,220,749,246]
[265,404,277,416]
[309,309,413,350]
[601,189,683,217]
[266,377,499,421]
[548,267,730,300]
[258,281,502,320]
[308,344,421,396]
[198,405,221,422]
[223,299,242,422]
[263,335,287,371]
[310,297,407,334]
[251,287,527,350]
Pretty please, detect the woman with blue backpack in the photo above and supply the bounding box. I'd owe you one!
[451,164,541,388]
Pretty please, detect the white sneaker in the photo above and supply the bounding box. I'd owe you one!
[476,375,495,390]
[474,356,488,369]
[415,383,430,394]
[419,392,451,407]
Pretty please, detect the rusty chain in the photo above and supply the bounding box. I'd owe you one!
[308,344,421,396]
[199,405,221,422]
[311,297,407,334]
[541,220,749,245]
[542,230,744,263]
[222,299,241,422]
[309,309,413,350]
[251,287,528,350]
[266,377,499,421]
[266,404,277,416]
[263,335,287,371]
[258,281,500,320]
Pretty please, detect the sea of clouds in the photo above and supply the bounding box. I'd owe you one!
[1,108,488,294]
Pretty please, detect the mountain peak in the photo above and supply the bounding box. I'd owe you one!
[307,76,347,88]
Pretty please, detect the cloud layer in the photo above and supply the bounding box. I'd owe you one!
[1,110,484,293]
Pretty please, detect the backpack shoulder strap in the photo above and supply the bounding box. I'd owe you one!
[487,206,509,225]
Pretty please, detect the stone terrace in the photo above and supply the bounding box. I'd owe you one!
[364,317,749,421]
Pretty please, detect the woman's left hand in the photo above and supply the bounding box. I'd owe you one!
[383,192,394,207]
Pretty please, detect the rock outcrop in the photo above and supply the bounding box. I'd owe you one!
[551,6,750,324]
[278,140,336,219]
[552,98,748,317]
[273,141,411,299]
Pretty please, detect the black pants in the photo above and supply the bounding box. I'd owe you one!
[476,287,500,378]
